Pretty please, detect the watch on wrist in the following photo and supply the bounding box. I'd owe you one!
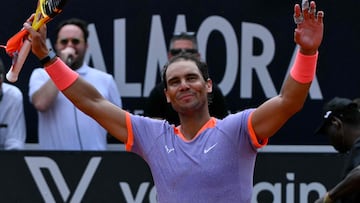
[40,49,57,66]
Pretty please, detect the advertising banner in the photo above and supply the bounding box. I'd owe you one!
[0,151,346,203]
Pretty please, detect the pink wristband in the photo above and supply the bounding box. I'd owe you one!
[45,58,79,91]
[290,51,318,83]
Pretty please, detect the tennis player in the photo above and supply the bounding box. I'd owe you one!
[25,1,324,202]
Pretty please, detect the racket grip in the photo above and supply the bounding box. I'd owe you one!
[6,39,32,82]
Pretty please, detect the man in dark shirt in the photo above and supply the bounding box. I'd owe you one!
[315,97,360,203]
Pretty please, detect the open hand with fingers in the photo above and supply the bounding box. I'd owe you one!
[293,0,324,55]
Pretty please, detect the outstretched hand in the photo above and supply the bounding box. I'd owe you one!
[293,0,324,55]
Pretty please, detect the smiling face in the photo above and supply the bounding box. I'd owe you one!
[164,59,212,114]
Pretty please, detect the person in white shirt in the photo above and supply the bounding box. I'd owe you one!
[29,18,122,150]
[0,58,26,150]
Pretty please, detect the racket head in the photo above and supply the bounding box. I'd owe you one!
[33,0,68,30]
[41,0,68,18]
[5,0,68,82]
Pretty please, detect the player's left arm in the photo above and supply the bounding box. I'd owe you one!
[251,1,324,140]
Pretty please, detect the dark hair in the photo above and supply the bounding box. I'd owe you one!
[161,53,209,89]
[169,32,198,50]
[55,18,89,43]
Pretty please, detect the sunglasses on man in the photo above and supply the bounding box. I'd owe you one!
[169,48,198,56]
[59,38,83,46]
[173,32,195,37]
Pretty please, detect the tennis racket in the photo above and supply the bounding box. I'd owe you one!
[5,0,68,82]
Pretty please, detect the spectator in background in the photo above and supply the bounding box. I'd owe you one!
[315,97,360,203]
[144,32,228,125]
[0,57,26,150]
[28,18,122,150]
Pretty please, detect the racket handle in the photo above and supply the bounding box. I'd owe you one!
[6,39,32,82]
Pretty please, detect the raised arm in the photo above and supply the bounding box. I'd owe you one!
[252,0,324,140]
[25,23,129,143]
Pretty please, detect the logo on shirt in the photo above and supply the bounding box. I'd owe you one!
[165,145,175,153]
[204,143,218,154]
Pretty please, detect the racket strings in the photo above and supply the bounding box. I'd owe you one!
[43,0,66,17]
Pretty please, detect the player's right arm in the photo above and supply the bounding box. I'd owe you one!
[25,20,129,143]
[62,76,129,143]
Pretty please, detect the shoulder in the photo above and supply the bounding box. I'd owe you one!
[2,83,23,100]
[84,67,116,83]
[130,114,171,133]
[88,67,113,77]
[220,109,254,126]
[30,67,47,77]
[29,68,50,84]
